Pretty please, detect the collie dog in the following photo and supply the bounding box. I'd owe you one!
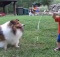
[0,19,24,50]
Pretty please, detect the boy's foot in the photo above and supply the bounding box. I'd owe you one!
[54,48,60,51]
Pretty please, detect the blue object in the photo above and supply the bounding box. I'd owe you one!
[35,10,40,12]
[57,34,60,42]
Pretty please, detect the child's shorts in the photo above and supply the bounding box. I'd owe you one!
[57,34,60,42]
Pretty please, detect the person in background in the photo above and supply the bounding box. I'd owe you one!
[29,8,35,16]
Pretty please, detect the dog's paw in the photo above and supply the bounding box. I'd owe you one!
[15,45,20,48]
[16,46,20,48]
[4,46,7,50]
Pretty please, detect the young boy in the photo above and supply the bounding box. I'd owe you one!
[53,13,60,51]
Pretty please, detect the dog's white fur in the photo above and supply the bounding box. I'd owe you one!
[0,21,23,50]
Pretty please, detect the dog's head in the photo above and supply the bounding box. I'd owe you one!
[9,19,25,34]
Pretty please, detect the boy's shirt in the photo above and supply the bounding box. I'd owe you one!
[55,16,60,34]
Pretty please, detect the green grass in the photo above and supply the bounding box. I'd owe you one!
[0,15,60,57]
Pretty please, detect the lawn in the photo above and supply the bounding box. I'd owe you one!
[0,15,60,57]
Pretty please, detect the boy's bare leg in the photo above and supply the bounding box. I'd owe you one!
[54,42,60,51]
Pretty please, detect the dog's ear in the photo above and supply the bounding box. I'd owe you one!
[10,20,15,25]
[10,20,16,35]
[16,19,19,21]
[12,26,16,35]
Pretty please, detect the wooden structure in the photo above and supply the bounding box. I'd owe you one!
[0,0,17,15]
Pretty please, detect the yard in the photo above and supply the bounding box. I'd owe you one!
[0,15,60,57]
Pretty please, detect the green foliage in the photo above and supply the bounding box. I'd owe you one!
[17,0,54,8]
[17,0,40,8]
[53,0,60,4]
[0,0,60,13]
[40,0,53,6]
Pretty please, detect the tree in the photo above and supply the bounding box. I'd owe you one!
[40,0,53,10]
[17,0,41,8]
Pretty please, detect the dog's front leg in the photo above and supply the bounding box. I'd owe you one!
[14,40,20,48]
[4,41,8,50]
